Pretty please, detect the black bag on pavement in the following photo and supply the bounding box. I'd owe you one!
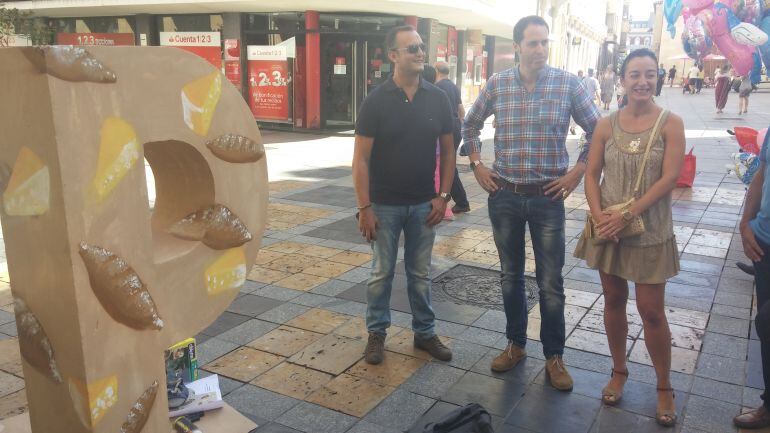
[422,403,494,433]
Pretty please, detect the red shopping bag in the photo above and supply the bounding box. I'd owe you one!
[676,147,696,188]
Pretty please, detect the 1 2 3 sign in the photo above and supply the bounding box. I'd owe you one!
[247,45,290,122]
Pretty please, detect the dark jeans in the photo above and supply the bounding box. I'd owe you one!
[656,77,665,96]
[753,238,770,408]
[451,130,469,207]
[488,189,566,357]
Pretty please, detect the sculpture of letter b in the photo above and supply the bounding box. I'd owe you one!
[0,46,267,432]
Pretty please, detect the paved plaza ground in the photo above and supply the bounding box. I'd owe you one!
[1,85,770,432]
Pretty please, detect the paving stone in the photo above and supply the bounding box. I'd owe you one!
[252,362,333,400]
[217,319,279,346]
[205,347,284,382]
[250,285,304,302]
[431,301,487,325]
[285,308,351,334]
[691,376,743,405]
[695,353,747,385]
[305,373,394,417]
[197,337,239,366]
[322,299,368,317]
[456,326,504,347]
[743,385,764,408]
[401,362,467,399]
[442,371,526,417]
[0,388,27,420]
[711,303,752,320]
[275,401,358,433]
[437,338,488,370]
[228,294,285,317]
[257,303,310,324]
[202,312,251,337]
[224,384,300,422]
[433,320,469,338]
[274,273,330,291]
[247,325,324,357]
[701,332,749,360]
[309,279,356,297]
[345,351,425,387]
[714,291,753,309]
[348,420,401,433]
[707,314,750,338]
[682,394,740,433]
[288,334,365,375]
[629,339,699,374]
[588,406,671,433]
[337,267,372,283]
[363,389,436,431]
[253,423,302,433]
[0,371,23,398]
[505,385,600,433]
[290,293,333,308]
[0,339,22,377]
[471,309,507,333]
[562,347,613,374]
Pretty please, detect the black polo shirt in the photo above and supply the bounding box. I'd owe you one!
[355,77,453,205]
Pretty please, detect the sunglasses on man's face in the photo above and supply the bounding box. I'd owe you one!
[390,43,426,54]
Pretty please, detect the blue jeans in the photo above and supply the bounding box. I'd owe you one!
[366,202,437,339]
[753,238,770,408]
[488,189,566,358]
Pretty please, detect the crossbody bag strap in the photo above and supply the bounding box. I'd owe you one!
[632,109,668,196]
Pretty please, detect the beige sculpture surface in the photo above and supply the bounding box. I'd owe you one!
[0,46,267,433]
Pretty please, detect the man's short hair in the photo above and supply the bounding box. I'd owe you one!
[513,15,549,45]
[385,25,416,51]
[435,62,450,75]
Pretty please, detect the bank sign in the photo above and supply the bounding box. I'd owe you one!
[160,32,221,68]
[247,45,290,122]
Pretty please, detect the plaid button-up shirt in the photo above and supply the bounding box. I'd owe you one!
[463,66,601,185]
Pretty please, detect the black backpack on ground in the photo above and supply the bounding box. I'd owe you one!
[422,403,494,433]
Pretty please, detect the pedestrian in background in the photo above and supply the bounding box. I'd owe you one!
[656,63,666,96]
[353,25,455,366]
[696,64,704,94]
[435,60,471,214]
[668,65,677,87]
[463,15,600,392]
[585,68,601,105]
[574,48,685,428]
[600,64,616,111]
[714,64,731,114]
[739,75,753,114]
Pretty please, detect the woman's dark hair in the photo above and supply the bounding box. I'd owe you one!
[422,64,436,83]
[619,48,659,78]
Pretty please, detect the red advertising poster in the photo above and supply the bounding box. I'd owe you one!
[436,44,447,62]
[447,27,458,56]
[160,32,222,69]
[57,33,135,46]
[224,39,242,92]
[247,45,290,122]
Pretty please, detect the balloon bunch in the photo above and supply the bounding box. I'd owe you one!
[665,0,770,76]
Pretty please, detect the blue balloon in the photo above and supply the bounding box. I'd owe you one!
[761,16,770,71]
[665,0,684,38]
[715,2,743,29]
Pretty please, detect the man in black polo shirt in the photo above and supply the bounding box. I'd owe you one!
[352,25,455,365]
[434,60,470,214]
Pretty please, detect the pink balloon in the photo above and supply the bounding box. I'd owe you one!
[697,7,714,27]
[710,5,757,74]
[683,6,693,21]
[760,128,769,150]
[685,0,716,13]
[717,0,740,13]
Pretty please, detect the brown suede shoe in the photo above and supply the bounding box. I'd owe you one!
[734,406,770,429]
[491,341,527,372]
[365,332,385,365]
[414,335,452,361]
[545,355,573,391]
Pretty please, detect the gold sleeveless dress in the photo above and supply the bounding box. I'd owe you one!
[574,110,680,284]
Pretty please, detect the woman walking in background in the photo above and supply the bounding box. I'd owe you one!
[574,48,685,428]
[714,65,731,114]
[600,65,616,111]
[739,75,753,115]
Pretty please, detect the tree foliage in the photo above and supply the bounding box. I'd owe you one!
[0,3,52,46]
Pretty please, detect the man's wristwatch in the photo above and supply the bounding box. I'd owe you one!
[470,160,483,171]
[621,209,634,222]
[438,192,452,202]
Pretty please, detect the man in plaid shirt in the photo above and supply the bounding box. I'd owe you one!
[462,15,600,391]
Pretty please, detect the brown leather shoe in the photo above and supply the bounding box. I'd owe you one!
[491,341,526,372]
[734,406,770,429]
[414,335,452,361]
[364,332,385,365]
[545,355,573,391]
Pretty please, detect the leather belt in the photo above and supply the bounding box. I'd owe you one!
[495,179,546,195]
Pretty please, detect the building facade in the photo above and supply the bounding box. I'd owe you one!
[7,0,537,130]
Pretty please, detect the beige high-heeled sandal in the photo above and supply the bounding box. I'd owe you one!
[656,387,677,427]
[601,368,628,406]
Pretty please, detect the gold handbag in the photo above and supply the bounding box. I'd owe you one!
[587,109,667,240]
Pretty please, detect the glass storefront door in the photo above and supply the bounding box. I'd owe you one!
[322,37,356,125]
